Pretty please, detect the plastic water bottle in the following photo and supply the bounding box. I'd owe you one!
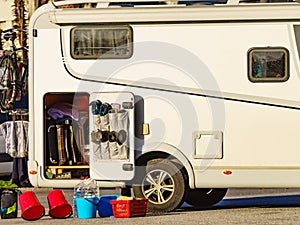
[73,186,84,218]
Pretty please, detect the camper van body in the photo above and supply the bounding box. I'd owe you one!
[28,0,300,212]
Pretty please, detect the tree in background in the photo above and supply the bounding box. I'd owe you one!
[12,0,27,59]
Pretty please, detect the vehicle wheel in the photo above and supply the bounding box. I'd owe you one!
[185,188,227,207]
[133,158,186,213]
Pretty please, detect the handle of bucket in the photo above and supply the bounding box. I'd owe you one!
[84,197,99,206]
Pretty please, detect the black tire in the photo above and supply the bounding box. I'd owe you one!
[133,158,186,213]
[0,56,16,111]
[185,188,227,207]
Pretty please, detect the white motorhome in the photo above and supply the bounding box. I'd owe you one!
[28,0,300,212]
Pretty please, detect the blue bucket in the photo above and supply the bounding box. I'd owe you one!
[97,195,120,217]
[76,197,98,219]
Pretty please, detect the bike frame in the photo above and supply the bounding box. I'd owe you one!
[0,27,28,112]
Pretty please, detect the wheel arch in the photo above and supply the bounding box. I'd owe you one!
[134,143,195,189]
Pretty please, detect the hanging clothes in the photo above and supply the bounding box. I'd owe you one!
[12,157,31,187]
[0,120,28,158]
[0,120,31,187]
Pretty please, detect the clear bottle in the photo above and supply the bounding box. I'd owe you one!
[73,184,84,218]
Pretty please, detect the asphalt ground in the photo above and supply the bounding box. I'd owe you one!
[2,188,300,224]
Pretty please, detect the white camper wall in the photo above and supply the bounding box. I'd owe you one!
[62,23,300,107]
[29,2,300,188]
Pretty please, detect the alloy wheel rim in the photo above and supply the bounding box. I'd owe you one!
[142,169,175,205]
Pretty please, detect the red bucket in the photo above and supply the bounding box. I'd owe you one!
[19,191,45,221]
[47,190,72,219]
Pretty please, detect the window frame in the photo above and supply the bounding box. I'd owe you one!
[247,47,289,83]
[70,26,133,60]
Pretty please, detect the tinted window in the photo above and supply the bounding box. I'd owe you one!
[248,47,289,82]
[71,26,133,59]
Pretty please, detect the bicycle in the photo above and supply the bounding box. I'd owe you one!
[0,26,28,113]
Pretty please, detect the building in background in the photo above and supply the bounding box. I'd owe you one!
[0,0,14,30]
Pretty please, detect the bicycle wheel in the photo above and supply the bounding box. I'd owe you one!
[0,55,17,111]
[18,60,28,96]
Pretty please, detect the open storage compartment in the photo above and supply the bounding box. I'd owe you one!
[44,92,90,179]
[43,92,135,181]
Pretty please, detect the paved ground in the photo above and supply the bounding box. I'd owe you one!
[2,188,300,224]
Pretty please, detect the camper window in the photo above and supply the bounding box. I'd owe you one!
[70,26,133,59]
[248,47,289,82]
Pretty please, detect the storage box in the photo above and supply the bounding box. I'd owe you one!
[110,198,148,218]
[97,194,120,217]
